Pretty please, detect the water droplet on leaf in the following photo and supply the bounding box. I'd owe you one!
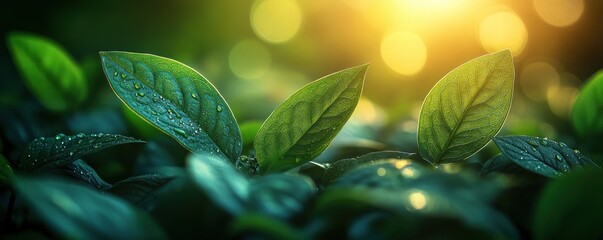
[134,83,141,90]
[137,92,145,97]
[173,128,187,137]
[555,154,563,162]
[216,105,223,112]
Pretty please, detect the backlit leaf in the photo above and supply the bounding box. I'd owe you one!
[19,133,144,172]
[571,70,603,137]
[418,50,514,164]
[100,51,242,162]
[7,32,87,111]
[323,151,416,183]
[493,135,598,178]
[13,175,167,240]
[255,64,368,173]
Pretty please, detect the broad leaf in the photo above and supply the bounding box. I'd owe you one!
[107,174,174,204]
[51,159,111,189]
[533,168,603,240]
[187,153,249,215]
[0,154,13,185]
[100,51,242,162]
[479,154,523,175]
[247,174,315,219]
[7,32,87,111]
[19,133,143,172]
[493,135,599,178]
[572,70,603,137]
[13,175,167,240]
[418,50,514,164]
[255,64,368,173]
[323,151,416,183]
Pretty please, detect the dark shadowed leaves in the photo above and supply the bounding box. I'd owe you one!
[418,50,514,165]
[107,174,174,204]
[255,65,367,173]
[19,133,144,172]
[572,70,603,138]
[493,135,599,178]
[50,159,111,189]
[247,174,315,219]
[100,52,241,162]
[13,175,167,240]
[0,154,13,185]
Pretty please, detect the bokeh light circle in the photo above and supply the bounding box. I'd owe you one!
[229,39,272,80]
[533,0,584,27]
[520,61,560,101]
[380,32,427,76]
[478,10,527,56]
[251,0,303,44]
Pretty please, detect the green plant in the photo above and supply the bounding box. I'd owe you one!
[2,33,602,239]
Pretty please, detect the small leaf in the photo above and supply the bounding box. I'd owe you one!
[7,32,87,111]
[13,175,167,240]
[19,133,144,172]
[323,151,416,183]
[100,52,242,162]
[255,64,368,173]
[0,154,14,185]
[479,154,523,175]
[533,168,603,240]
[247,174,315,219]
[418,50,514,164]
[107,174,174,204]
[51,159,111,189]
[187,153,249,215]
[493,135,599,178]
[572,70,603,137]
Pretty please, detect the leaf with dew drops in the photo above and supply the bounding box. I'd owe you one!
[19,133,144,172]
[493,135,599,178]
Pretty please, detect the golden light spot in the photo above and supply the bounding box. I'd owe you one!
[408,190,428,210]
[401,167,418,178]
[229,39,271,80]
[533,0,584,27]
[381,31,427,76]
[478,10,527,56]
[377,167,387,176]
[251,0,303,44]
[394,160,411,169]
[351,98,382,125]
[547,73,580,119]
[441,163,461,174]
[520,61,561,101]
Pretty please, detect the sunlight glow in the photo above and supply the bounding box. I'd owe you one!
[407,190,428,210]
[520,61,560,101]
[393,159,411,169]
[478,10,527,56]
[229,39,271,80]
[533,0,584,27]
[381,31,427,75]
[377,167,387,177]
[251,0,303,44]
[547,73,580,119]
[401,166,418,178]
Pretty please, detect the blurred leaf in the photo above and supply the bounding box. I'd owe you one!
[13,175,167,240]
[7,32,87,111]
[19,133,144,172]
[0,154,13,184]
[121,104,162,138]
[100,51,242,162]
[107,174,174,204]
[572,70,603,138]
[533,168,603,240]
[255,64,368,173]
[323,151,415,184]
[418,50,514,165]
[247,174,315,219]
[493,135,599,178]
[51,159,111,189]
[239,121,262,147]
[330,161,517,238]
[68,108,128,135]
[230,213,304,240]
[186,153,249,215]
[479,154,523,175]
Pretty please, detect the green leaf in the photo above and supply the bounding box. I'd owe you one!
[323,151,416,183]
[187,153,249,215]
[13,175,167,240]
[493,135,599,178]
[533,168,603,240]
[572,70,603,137]
[0,154,13,185]
[479,154,522,175]
[255,64,368,173]
[239,121,263,147]
[100,51,242,162]
[52,160,111,189]
[107,174,174,204]
[418,50,514,164]
[19,133,144,172]
[247,174,315,219]
[7,32,87,111]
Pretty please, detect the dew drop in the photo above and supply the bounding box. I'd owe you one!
[113,72,118,76]
[559,142,568,148]
[93,144,99,149]
[191,93,197,99]
[69,151,74,156]
[76,133,85,137]
[137,92,145,97]
[217,105,223,112]
[574,149,581,154]
[78,140,83,144]
[555,154,563,162]
[151,110,158,115]
[216,149,220,153]
[98,133,104,137]
[134,83,141,90]
[528,140,539,147]
[174,128,187,137]
[121,74,127,79]
[531,147,537,152]
[55,134,65,140]
[540,139,548,146]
